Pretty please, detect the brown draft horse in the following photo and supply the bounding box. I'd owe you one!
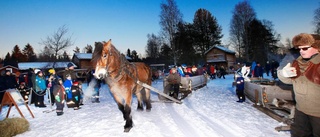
[92,39,152,132]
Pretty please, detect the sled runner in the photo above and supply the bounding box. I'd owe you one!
[242,79,294,132]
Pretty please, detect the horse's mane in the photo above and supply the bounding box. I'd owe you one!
[92,41,127,65]
[92,41,104,65]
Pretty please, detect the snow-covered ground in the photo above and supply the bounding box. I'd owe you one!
[1,74,291,137]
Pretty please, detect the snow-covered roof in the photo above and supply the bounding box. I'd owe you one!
[74,53,92,60]
[205,45,236,55]
[0,65,19,70]
[73,53,132,60]
[18,62,77,70]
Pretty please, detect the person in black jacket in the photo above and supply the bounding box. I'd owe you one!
[253,62,263,78]
[0,70,18,104]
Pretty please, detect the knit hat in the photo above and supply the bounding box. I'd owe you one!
[67,62,74,68]
[48,68,55,74]
[73,81,79,86]
[292,33,320,48]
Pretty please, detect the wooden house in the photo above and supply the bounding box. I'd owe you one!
[205,46,236,73]
[72,53,93,70]
[0,65,20,76]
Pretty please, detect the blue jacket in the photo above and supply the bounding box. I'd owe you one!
[35,76,47,92]
[64,79,73,99]
[177,67,185,77]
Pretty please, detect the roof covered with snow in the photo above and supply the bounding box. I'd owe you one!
[18,62,77,70]
[74,53,92,60]
[205,45,236,55]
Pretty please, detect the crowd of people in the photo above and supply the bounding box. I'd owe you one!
[0,62,99,116]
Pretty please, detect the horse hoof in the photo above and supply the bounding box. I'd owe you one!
[146,108,151,112]
[124,127,132,132]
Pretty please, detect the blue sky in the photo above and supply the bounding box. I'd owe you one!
[0,0,319,59]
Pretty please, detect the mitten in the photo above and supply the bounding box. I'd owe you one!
[281,63,297,77]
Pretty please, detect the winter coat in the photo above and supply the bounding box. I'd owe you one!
[167,73,181,85]
[2,74,18,90]
[71,85,81,107]
[210,66,215,74]
[177,67,185,77]
[63,79,73,100]
[35,75,47,93]
[277,53,320,117]
[235,77,245,91]
[53,85,65,103]
[253,65,263,77]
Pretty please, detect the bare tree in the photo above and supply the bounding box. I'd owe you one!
[40,25,73,63]
[229,0,256,61]
[313,2,320,34]
[159,0,183,65]
[146,33,161,58]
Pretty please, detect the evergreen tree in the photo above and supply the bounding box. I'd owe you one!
[22,43,37,62]
[193,8,223,60]
[84,44,93,53]
[73,46,80,53]
[127,49,131,58]
[12,45,26,62]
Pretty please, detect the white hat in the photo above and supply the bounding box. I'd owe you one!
[34,69,41,74]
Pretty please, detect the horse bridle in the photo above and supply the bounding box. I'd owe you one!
[96,45,126,80]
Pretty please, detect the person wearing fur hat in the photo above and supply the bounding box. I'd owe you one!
[277,33,320,137]
[53,78,65,116]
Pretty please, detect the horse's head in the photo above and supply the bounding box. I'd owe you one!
[92,39,114,79]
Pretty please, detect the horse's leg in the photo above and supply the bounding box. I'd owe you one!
[123,91,133,132]
[135,86,144,111]
[144,88,152,111]
[112,94,126,120]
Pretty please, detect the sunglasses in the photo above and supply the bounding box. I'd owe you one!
[298,46,312,51]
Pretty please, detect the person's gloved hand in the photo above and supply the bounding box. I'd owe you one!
[281,63,297,77]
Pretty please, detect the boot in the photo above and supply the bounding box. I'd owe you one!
[57,112,64,116]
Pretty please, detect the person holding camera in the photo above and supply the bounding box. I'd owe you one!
[47,68,60,106]
[277,33,320,137]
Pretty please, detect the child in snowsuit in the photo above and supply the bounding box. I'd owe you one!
[235,76,245,102]
[17,82,30,102]
[71,81,81,110]
[34,69,47,107]
[63,74,73,108]
[53,78,65,116]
